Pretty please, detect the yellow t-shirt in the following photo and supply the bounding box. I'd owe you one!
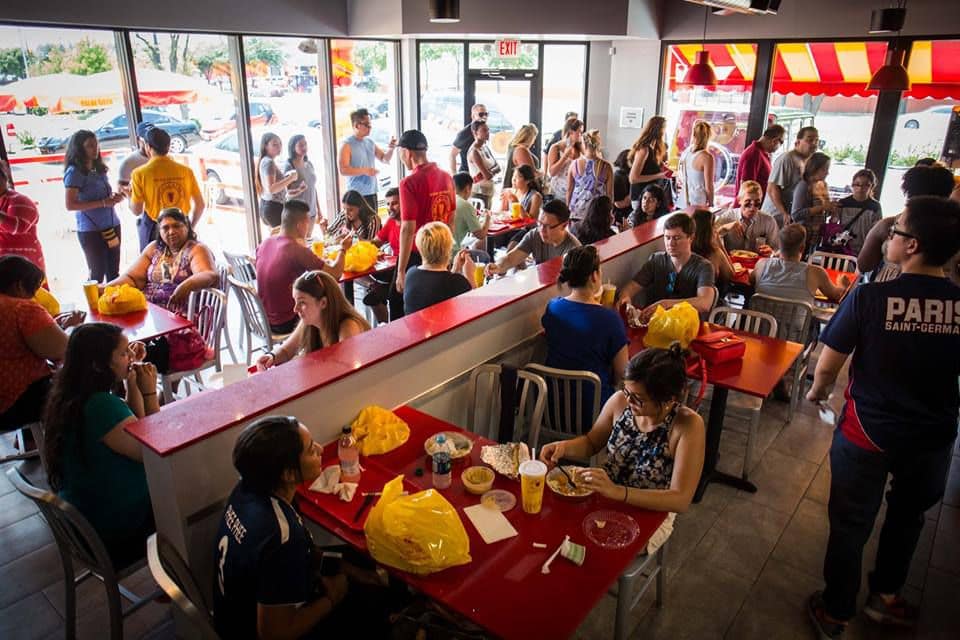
[130,155,202,221]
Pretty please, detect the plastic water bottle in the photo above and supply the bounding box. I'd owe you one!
[338,426,361,483]
[432,434,451,489]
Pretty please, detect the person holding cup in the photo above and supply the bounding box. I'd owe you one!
[257,132,303,229]
[716,180,780,254]
[499,165,542,221]
[540,346,705,553]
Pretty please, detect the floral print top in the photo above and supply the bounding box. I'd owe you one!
[602,404,677,490]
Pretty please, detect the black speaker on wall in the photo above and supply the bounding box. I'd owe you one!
[869,8,907,34]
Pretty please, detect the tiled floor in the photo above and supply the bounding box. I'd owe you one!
[1,357,957,639]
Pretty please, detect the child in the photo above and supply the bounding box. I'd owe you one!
[451,172,491,253]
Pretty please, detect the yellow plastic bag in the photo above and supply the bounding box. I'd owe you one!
[364,476,472,575]
[98,284,147,315]
[350,405,410,456]
[344,241,379,272]
[32,287,60,317]
[643,301,699,349]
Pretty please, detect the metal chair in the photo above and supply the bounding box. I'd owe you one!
[227,276,291,365]
[707,306,779,479]
[521,364,601,450]
[0,423,40,464]
[612,542,667,640]
[6,466,161,640]
[146,534,220,639]
[807,250,857,273]
[215,263,238,365]
[466,364,547,446]
[222,251,256,284]
[159,288,227,403]
[748,293,816,423]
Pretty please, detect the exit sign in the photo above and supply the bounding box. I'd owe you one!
[496,39,521,58]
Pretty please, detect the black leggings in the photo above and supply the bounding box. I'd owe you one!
[259,199,284,228]
[0,376,52,432]
[77,225,121,283]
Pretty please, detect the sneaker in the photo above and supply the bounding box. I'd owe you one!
[863,592,918,627]
[808,592,846,639]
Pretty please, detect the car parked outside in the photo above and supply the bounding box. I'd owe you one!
[35,108,200,155]
[201,101,276,140]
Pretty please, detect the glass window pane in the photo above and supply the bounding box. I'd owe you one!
[474,79,531,169]
[241,36,331,239]
[419,42,464,168]
[330,39,400,212]
[661,43,757,204]
[880,40,960,217]
[0,25,125,288]
[469,42,538,70]
[131,31,250,255]
[542,44,586,140]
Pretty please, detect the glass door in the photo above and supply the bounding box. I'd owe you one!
[467,72,541,175]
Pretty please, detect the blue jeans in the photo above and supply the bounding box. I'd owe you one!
[137,215,157,252]
[822,429,953,621]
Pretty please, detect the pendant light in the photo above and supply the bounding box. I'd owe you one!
[867,1,911,92]
[429,0,460,23]
[683,6,717,88]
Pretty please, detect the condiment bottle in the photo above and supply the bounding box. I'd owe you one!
[338,426,361,483]
[431,434,451,489]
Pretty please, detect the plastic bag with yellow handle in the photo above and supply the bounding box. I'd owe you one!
[350,405,410,456]
[643,301,699,349]
[343,240,379,273]
[98,284,148,315]
[364,476,471,575]
[32,287,61,317]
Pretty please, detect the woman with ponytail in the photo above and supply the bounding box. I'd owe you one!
[540,345,705,553]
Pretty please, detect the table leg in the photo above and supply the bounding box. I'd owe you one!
[694,386,758,502]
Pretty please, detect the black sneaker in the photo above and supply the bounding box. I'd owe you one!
[863,592,918,627]
[808,592,846,639]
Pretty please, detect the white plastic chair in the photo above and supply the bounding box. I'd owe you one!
[159,288,227,403]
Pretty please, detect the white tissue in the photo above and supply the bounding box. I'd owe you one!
[309,465,359,502]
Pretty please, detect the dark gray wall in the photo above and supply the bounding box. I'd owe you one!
[400,0,632,36]
[1,0,349,36]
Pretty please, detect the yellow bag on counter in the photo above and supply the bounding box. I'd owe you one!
[32,287,61,316]
[344,241,379,273]
[643,301,699,349]
[364,476,471,575]
[98,284,147,315]
[350,405,410,456]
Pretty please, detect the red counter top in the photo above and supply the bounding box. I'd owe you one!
[127,221,665,456]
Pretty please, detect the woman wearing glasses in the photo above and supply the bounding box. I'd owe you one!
[256,270,370,370]
[716,180,780,254]
[539,345,705,553]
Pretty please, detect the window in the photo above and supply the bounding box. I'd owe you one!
[469,42,538,70]
[131,31,250,256]
[418,42,465,167]
[330,39,400,210]
[0,25,124,288]
[880,40,960,216]
[661,43,758,203]
[541,44,587,140]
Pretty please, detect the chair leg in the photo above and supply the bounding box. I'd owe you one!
[656,544,666,608]
[788,367,802,424]
[60,547,77,640]
[614,573,631,640]
[104,577,125,640]
[744,410,760,481]
[161,376,175,405]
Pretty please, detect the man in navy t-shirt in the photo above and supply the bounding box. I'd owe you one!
[806,196,960,637]
[213,416,346,639]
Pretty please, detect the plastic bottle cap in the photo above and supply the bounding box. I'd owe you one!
[342,426,352,434]
[435,434,446,443]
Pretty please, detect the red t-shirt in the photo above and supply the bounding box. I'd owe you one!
[399,162,456,229]
[255,236,327,327]
[735,140,772,198]
[0,190,46,273]
[377,216,401,254]
[0,294,55,413]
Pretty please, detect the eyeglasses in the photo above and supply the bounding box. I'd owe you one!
[887,224,916,240]
[621,387,645,407]
[740,199,762,208]
[537,218,565,230]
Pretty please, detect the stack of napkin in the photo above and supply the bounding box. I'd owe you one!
[309,466,358,502]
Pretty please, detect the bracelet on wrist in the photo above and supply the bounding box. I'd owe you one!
[141,392,156,397]
[622,485,629,502]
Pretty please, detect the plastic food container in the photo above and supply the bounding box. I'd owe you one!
[461,466,495,495]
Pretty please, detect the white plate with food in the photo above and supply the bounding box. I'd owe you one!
[424,431,474,459]
[730,250,759,259]
[546,466,594,500]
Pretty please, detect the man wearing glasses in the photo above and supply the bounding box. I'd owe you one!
[806,196,960,637]
[449,104,488,175]
[338,108,397,214]
[716,180,780,253]
[617,213,716,321]
[735,124,784,199]
[485,200,580,276]
[827,169,883,256]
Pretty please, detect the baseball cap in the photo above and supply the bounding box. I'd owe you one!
[397,129,428,151]
[136,121,155,139]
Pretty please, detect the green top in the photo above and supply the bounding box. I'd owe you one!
[452,195,483,252]
[59,392,151,545]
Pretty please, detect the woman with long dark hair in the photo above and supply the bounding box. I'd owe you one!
[328,189,382,241]
[628,116,669,209]
[499,164,542,219]
[690,208,734,288]
[574,195,616,245]
[256,132,300,228]
[256,270,370,370]
[282,134,319,237]
[64,130,124,282]
[42,322,158,568]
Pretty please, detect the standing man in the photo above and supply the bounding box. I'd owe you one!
[735,124,784,198]
[449,104,488,175]
[117,122,153,195]
[760,126,819,227]
[395,130,455,313]
[129,128,204,250]
[806,196,960,638]
[338,108,396,214]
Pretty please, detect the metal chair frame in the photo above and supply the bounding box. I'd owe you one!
[521,364,602,450]
[146,534,220,639]
[612,543,667,640]
[159,288,227,403]
[215,263,238,365]
[227,276,291,365]
[807,250,857,273]
[466,364,547,446]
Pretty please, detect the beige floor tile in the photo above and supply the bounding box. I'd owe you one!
[0,514,55,568]
[745,449,819,515]
[0,592,63,640]
[0,544,63,610]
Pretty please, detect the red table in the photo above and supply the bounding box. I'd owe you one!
[81,301,193,343]
[298,406,666,640]
[628,325,803,501]
[339,254,398,306]
[486,215,536,253]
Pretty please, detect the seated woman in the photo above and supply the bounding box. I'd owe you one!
[691,208,734,294]
[404,221,475,315]
[499,165,543,220]
[106,207,218,315]
[42,323,159,569]
[257,270,371,370]
[628,183,669,227]
[0,160,46,272]
[0,255,83,430]
[541,245,628,405]
[573,196,616,246]
[328,189,382,241]
[751,223,850,306]
[540,345,706,553]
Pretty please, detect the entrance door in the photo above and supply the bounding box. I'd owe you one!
[466,72,542,173]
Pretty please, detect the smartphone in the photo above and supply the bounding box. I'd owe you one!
[317,551,342,577]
